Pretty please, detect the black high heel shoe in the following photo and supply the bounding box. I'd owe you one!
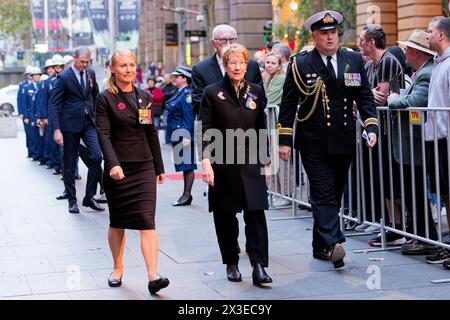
[172,195,193,206]
[108,272,123,287]
[252,263,272,286]
[148,277,170,294]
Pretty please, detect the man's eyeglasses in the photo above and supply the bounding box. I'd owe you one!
[213,38,238,45]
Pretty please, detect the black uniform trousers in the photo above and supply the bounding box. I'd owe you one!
[300,150,353,250]
[62,115,102,203]
[213,209,269,267]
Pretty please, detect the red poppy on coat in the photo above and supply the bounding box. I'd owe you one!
[117,102,126,111]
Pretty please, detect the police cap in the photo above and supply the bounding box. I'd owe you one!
[171,66,192,78]
[304,10,343,32]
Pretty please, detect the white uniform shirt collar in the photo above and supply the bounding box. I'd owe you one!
[319,52,338,76]
[216,53,225,76]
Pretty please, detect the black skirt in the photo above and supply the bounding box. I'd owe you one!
[104,160,156,230]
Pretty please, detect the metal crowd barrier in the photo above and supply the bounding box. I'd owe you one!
[266,104,450,252]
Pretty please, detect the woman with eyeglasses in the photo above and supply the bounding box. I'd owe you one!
[199,43,272,287]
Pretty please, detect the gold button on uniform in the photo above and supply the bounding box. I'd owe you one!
[327,114,331,118]
[344,122,347,126]
[327,122,331,127]
[344,106,347,110]
[344,98,347,102]
[344,114,347,118]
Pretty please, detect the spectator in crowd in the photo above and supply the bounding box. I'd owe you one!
[191,24,263,115]
[50,46,104,214]
[387,29,439,255]
[166,66,197,206]
[358,24,406,244]
[387,46,414,87]
[136,64,143,88]
[263,53,291,208]
[156,62,164,77]
[145,77,164,129]
[271,43,291,72]
[265,40,280,52]
[278,10,378,269]
[424,17,450,269]
[200,43,272,286]
[95,48,169,294]
[148,61,156,77]
[253,50,267,75]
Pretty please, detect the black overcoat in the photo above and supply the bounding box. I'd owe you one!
[200,75,269,213]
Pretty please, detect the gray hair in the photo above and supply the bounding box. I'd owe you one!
[272,44,291,62]
[430,16,450,40]
[362,24,386,50]
[73,46,91,58]
[212,24,237,40]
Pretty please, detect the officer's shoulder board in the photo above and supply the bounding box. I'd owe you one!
[289,50,308,63]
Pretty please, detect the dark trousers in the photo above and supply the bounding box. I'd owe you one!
[24,122,32,157]
[401,163,438,240]
[79,143,104,193]
[62,117,102,203]
[300,151,352,250]
[213,210,269,267]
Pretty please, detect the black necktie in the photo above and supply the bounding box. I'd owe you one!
[327,56,336,80]
[80,71,86,94]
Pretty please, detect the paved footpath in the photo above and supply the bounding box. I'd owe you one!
[1,122,450,300]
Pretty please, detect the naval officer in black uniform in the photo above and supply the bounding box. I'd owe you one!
[277,10,379,269]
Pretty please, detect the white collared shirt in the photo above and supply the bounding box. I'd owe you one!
[425,46,450,141]
[319,52,338,76]
[216,54,225,76]
[71,64,87,86]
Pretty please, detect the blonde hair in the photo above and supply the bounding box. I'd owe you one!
[105,49,136,94]
[221,43,249,66]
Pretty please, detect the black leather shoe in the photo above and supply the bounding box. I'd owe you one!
[56,192,68,200]
[172,195,193,206]
[252,263,272,286]
[69,202,80,214]
[313,248,329,261]
[329,243,346,269]
[75,175,82,180]
[108,272,123,287]
[45,164,52,169]
[226,264,242,282]
[148,277,170,294]
[82,197,105,211]
[94,193,108,203]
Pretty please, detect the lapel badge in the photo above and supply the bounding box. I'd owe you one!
[117,102,126,111]
[306,74,311,78]
[312,73,317,77]
[217,91,226,100]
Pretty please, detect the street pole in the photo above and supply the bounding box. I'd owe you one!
[108,0,115,54]
[44,0,49,50]
[68,0,73,51]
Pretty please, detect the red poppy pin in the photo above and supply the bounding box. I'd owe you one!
[117,102,126,111]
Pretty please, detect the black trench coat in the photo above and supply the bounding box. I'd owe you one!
[200,74,269,213]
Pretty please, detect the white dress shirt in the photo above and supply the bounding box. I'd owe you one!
[71,65,87,87]
[319,52,338,77]
[216,54,225,76]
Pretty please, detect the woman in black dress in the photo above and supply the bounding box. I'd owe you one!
[200,43,273,286]
[95,49,169,294]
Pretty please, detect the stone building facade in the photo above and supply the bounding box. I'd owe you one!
[138,0,272,72]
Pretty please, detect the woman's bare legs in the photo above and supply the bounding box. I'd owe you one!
[108,227,126,278]
[140,229,159,281]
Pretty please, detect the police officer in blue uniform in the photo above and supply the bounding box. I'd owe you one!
[17,66,34,158]
[278,10,379,269]
[37,59,60,170]
[24,67,43,162]
[166,66,197,206]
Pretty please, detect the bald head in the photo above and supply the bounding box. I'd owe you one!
[211,24,238,56]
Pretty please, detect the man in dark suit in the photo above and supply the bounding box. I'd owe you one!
[277,11,379,269]
[191,24,263,115]
[50,46,104,214]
